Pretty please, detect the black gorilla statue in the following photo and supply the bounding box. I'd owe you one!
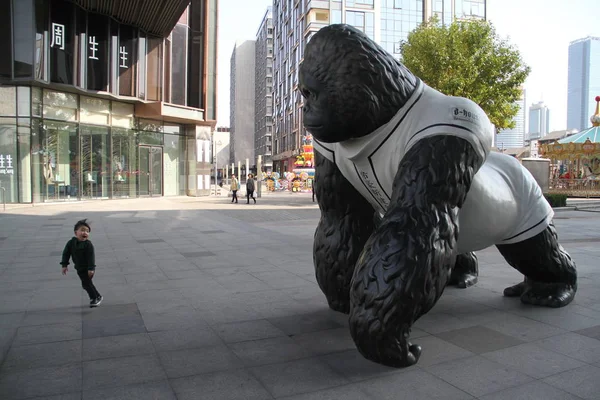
[300,24,577,368]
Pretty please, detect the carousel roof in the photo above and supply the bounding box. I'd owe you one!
[558,126,600,144]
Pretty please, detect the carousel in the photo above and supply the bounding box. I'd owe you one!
[540,96,600,197]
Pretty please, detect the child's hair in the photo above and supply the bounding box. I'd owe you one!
[74,219,91,232]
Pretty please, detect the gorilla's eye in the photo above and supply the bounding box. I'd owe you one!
[300,87,312,98]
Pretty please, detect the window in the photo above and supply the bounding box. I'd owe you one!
[50,0,75,84]
[87,14,109,91]
[118,25,137,96]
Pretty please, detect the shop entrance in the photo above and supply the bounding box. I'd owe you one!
[138,146,163,196]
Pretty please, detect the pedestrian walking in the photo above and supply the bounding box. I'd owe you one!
[246,173,257,204]
[60,219,103,308]
[230,174,239,203]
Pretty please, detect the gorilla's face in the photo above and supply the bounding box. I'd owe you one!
[298,24,417,144]
[299,67,350,143]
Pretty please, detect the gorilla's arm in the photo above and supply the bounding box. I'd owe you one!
[314,150,376,314]
[349,135,481,367]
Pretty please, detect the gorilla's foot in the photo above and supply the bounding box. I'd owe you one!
[353,335,422,368]
[520,281,577,308]
[449,272,478,289]
[448,252,479,289]
[503,280,527,297]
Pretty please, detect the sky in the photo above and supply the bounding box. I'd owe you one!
[217,0,599,132]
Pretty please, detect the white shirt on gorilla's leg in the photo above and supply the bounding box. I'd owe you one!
[314,80,553,253]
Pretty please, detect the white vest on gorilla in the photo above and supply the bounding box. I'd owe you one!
[313,80,553,254]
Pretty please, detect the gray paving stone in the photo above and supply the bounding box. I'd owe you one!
[482,313,567,342]
[356,369,474,400]
[409,335,475,367]
[543,365,600,400]
[479,380,583,400]
[13,322,82,346]
[149,326,223,352]
[214,319,287,343]
[2,340,81,370]
[436,325,525,354]
[268,311,344,336]
[83,333,155,361]
[171,369,273,400]
[140,307,208,332]
[0,364,82,400]
[250,357,349,398]
[82,314,146,339]
[82,354,166,390]
[291,327,356,356]
[424,355,534,397]
[482,342,586,378]
[575,323,600,339]
[21,308,81,327]
[158,345,242,378]
[26,393,82,400]
[277,384,375,400]
[319,350,408,383]
[229,336,308,366]
[82,380,176,400]
[535,332,600,363]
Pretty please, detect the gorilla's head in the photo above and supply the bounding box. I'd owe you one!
[299,24,418,143]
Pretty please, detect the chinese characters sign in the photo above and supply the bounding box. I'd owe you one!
[0,154,14,175]
[51,23,65,50]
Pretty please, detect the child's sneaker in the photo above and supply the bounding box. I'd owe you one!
[90,295,103,307]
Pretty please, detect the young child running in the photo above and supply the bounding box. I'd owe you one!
[60,219,103,307]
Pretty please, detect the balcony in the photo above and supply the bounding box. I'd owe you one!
[135,102,211,125]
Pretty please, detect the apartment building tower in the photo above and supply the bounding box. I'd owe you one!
[230,40,256,167]
[567,36,600,131]
[255,7,274,172]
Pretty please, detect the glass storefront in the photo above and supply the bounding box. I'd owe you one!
[0,85,187,203]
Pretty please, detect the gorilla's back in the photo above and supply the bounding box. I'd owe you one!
[457,151,554,253]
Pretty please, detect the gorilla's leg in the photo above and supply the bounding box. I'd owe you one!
[349,136,480,368]
[448,252,478,288]
[497,222,577,308]
[313,150,375,314]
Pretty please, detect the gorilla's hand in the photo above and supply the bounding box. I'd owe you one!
[348,135,481,367]
[313,150,375,313]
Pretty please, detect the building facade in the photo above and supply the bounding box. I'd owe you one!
[229,40,256,168]
[495,88,526,149]
[271,0,487,173]
[528,101,550,140]
[254,7,274,172]
[0,0,218,204]
[567,36,600,131]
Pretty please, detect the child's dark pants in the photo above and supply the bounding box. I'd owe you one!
[77,270,100,299]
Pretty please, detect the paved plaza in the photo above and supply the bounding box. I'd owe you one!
[1,192,600,399]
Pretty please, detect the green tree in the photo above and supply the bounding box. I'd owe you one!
[400,17,530,131]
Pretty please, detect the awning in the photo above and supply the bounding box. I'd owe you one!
[67,0,191,37]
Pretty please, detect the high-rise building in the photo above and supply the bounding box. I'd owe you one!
[271,0,487,172]
[567,36,600,131]
[0,0,218,204]
[496,88,526,149]
[528,101,550,140]
[254,7,274,172]
[230,40,256,167]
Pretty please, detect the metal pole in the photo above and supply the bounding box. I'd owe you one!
[257,155,262,198]
[213,135,217,196]
[0,187,5,211]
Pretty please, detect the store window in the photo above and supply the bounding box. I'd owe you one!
[31,120,79,202]
[80,125,109,198]
[111,101,134,129]
[111,127,137,198]
[163,124,184,196]
[0,87,17,116]
[0,118,18,203]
